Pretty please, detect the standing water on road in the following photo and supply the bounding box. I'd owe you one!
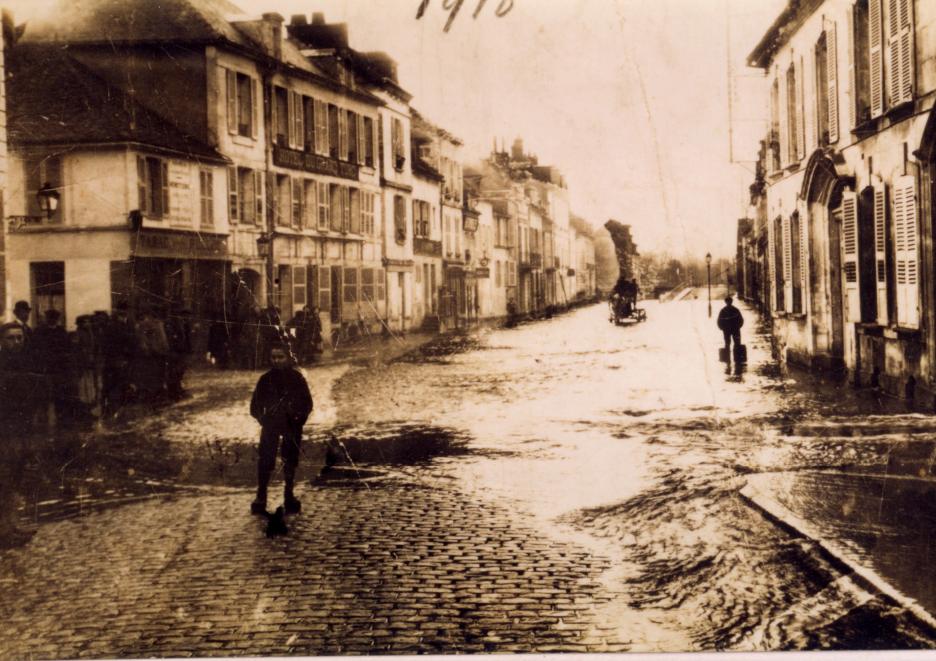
[330,298,936,651]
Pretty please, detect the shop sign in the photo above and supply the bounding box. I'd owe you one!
[134,229,227,260]
[273,146,360,181]
[168,160,194,224]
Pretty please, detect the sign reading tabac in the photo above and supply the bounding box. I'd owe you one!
[273,147,360,181]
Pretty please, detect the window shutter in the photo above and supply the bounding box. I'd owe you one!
[888,0,900,108]
[251,78,260,139]
[782,215,792,284]
[357,114,366,165]
[827,21,839,144]
[350,189,361,234]
[778,71,789,167]
[796,58,805,160]
[318,182,329,230]
[227,166,237,223]
[803,55,815,152]
[869,0,884,118]
[293,92,304,151]
[342,186,351,231]
[303,180,316,229]
[254,170,264,226]
[847,6,857,131]
[894,174,919,327]
[293,266,307,307]
[139,157,150,213]
[841,190,860,321]
[303,97,314,151]
[896,0,914,104]
[318,265,331,312]
[872,177,888,324]
[287,92,296,148]
[225,69,237,135]
[339,110,349,161]
[160,160,170,217]
[799,208,808,295]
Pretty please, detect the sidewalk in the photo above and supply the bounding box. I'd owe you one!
[741,437,936,635]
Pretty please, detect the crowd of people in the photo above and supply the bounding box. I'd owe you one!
[0,300,196,430]
[207,304,324,371]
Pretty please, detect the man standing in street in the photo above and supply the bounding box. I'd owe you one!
[717,296,744,355]
[249,344,313,516]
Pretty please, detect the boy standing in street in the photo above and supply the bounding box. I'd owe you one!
[249,344,313,516]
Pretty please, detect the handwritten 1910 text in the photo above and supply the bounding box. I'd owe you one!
[416,0,514,33]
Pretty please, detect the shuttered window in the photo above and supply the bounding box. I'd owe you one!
[893,174,918,327]
[224,68,257,137]
[888,0,914,106]
[318,182,329,230]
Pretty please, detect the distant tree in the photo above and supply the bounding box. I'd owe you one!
[603,220,639,282]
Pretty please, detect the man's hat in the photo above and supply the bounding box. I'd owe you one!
[13,300,30,312]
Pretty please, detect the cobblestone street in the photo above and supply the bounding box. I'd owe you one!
[0,485,627,657]
[4,301,936,657]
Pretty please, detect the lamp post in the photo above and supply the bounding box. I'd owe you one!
[256,233,274,308]
[705,252,712,318]
[36,182,60,221]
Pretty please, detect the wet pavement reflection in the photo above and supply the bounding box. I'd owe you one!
[330,298,936,650]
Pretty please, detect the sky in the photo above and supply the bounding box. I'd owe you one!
[5,0,787,259]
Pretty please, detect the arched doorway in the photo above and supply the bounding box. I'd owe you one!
[800,149,853,369]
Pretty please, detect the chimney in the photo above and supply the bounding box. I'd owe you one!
[262,12,284,61]
[312,12,325,25]
[290,14,307,26]
[511,138,524,160]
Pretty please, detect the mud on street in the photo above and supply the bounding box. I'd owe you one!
[3,299,936,656]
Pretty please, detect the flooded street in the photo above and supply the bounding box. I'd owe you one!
[328,297,936,650]
[7,298,936,655]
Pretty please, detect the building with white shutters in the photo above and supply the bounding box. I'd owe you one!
[748,0,936,403]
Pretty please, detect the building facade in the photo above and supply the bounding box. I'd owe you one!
[748,0,936,403]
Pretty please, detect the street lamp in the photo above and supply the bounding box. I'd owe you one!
[36,182,60,221]
[705,252,712,318]
[256,232,275,307]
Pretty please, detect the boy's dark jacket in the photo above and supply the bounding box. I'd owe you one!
[250,367,313,431]
[717,305,744,332]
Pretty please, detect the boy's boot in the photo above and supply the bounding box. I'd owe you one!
[250,485,268,516]
[283,465,301,514]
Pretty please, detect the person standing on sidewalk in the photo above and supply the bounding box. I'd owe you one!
[717,296,744,353]
[249,344,313,516]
